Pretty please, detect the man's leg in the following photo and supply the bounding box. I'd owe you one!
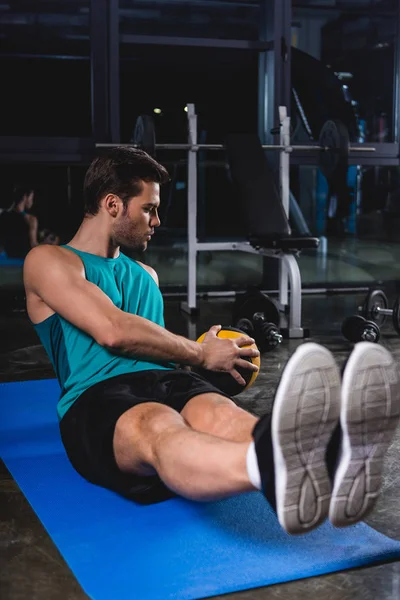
[253,343,342,534]
[114,341,400,537]
[329,342,400,527]
[180,393,258,443]
[113,342,343,537]
[182,342,400,528]
[113,401,255,502]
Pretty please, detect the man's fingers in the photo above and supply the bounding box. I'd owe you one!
[207,325,222,337]
[238,346,260,359]
[235,335,257,348]
[229,369,247,387]
[236,358,259,372]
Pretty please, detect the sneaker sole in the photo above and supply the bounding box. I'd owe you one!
[272,343,341,535]
[330,342,400,528]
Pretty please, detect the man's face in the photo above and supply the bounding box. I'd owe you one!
[112,181,161,251]
[25,192,34,210]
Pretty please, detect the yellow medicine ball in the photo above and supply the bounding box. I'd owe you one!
[194,326,260,396]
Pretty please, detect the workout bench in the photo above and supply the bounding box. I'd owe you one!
[97,105,376,339]
[97,101,376,338]
[180,105,319,339]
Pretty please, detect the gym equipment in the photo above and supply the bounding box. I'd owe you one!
[394,298,400,335]
[318,120,350,180]
[232,288,283,352]
[128,114,375,183]
[2,380,400,600]
[96,104,375,338]
[194,327,260,396]
[131,115,156,157]
[341,315,381,344]
[358,289,400,334]
[359,289,389,326]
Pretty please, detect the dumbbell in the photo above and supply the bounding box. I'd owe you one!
[235,315,282,352]
[232,288,283,352]
[359,289,400,335]
[341,315,381,344]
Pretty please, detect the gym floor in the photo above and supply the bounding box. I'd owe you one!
[1,286,400,599]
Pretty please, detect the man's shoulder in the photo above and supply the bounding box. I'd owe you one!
[25,244,80,272]
[131,258,159,286]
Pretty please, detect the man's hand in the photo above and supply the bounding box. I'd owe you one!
[199,325,260,387]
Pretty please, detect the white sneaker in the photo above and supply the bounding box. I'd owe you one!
[329,342,400,527]
[253,342,341,535]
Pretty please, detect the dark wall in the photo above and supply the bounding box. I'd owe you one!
[0,57,92,137]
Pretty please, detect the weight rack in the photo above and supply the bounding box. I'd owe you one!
[97,104,376,339]
[182,105,304,337]
[173,104,374,338]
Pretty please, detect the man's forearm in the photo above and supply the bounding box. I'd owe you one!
[108,312,204,367]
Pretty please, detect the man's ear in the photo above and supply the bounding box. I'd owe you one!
[103,194,121,217]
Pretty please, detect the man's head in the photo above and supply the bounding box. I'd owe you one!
[12,185,34,212]
[83,147,169,251]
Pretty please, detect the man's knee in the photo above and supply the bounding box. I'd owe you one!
[113,402,183,474]
[209,401,254,438]
[182,394,250,437]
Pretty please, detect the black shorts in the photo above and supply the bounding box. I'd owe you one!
[59,369,230,505]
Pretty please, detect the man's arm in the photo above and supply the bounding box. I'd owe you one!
[25,214,39,248]
[24,246,258,381]
[24,245,204,366]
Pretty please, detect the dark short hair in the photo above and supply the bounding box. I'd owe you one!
[83,147,169,215]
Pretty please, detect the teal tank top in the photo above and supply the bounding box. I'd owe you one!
[33,246,173,420]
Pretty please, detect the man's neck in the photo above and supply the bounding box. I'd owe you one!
[67,219,120,259]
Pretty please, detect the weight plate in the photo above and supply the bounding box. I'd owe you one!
[363,289,388,326]
[232,288,280,328]
[131,115,156,157]
[363,320,381,344]
[319,119,349,180]
[392,297,400,335]
[341,315,367,343]
[235,318,255,336]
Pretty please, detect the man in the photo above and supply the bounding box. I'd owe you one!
[23,147,400,536]
[0,185,38,257]
[0,185,59,258]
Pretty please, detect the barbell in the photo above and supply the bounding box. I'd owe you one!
[96,114,376,181]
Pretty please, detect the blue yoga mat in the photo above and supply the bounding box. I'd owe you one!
[1,379,400,600]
